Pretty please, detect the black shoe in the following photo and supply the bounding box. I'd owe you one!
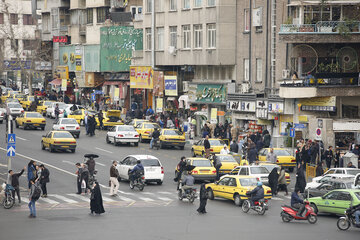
[28,214,33,218]
[76,192,81,194]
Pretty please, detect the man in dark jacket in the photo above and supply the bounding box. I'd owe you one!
[230,139,239,153]
[263,133,271,148]
[247,143,258,164]
[174,156,187,184]
[39,164,50,197]
[324,146,333,169]
[248,182,264,206]
[204,135,211,158]
[291,189,305,217]
[98,111,104,130]
[9,166,26,203]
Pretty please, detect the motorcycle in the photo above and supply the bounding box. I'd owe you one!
[242,197,268,215]
[178,181,197,203]
[152,138,160,150]
[280,201,317,224]
[128,170,145,191]
[2,184,15,209]
[337,206,360,231]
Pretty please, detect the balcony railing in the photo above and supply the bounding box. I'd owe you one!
[280,77,359,87]
[280,21,360,34]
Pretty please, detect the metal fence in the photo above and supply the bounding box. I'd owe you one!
[280,21,360,34]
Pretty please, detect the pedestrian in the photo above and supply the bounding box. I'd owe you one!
[295,163,306,193]
[277,166,288,195]
[109,161,119,197]
[28,179,41,218]
[324,146,334,169]
[86,157,96,177]
[247,143,257,165]
[220,144,230,155]
[202,124,210,138]
[214,124,221,138]
[75,163,82,194]
[263,132,271,148]
[204,135,211,158]
[174,156,187,186]
[84,112,89,135]
[27,160,37,190]
[268,168,279,196]
[197,183,208,214]
[98,110,104,130]
[315,161,324,177]
[54,103,60,121]
[81,163,90,194]
[8,166,26,203]
[166,117,174,128]
[90,181,105,215]
[256,137,264,153]
[266,148,277,163]
[230,139,239,153]
[88,115,96,136]
[213,155,222,181]
[39,164,50,197]
[334,150,341,168]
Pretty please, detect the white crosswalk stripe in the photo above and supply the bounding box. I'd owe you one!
[271,197,284,201]
[67,194,90,203]
[38,197,60,204]
[22,198,29,203]
[157,197,172,201]
[104,193,133,202]
[48,194,78,204]
[138,197,154,201]
[157,191,174,195]
[102,196,116,202]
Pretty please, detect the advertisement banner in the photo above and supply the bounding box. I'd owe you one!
[75,55,82,71]
[156,98,163,113]
[153,71,164,96]
[130,66,153,89]
[61,79,67,91]
[210,108,218,124]
[56,66,69,79]
[196,84,226,103]
[299,97,336,106]
[114,87,120,101]
[164,76,177,96]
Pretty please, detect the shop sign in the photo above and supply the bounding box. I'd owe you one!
[299,97,336,112]
[256,100,268,119]
[156,98,163,113]
[164,76,177,96]
[298,115,308,123]
[210,108,218,124]
[268,102,284,113]
[301,105,336,112]
[3,60,31,70]
[56,66,69,80]
[61,79,67,91]
[294,123,307,129]
[75,55,82,71]
[153,71,164,97]
[196,84,226,103]
[280,115,293,136]
[130,66,153,89]
[227,100,256,112]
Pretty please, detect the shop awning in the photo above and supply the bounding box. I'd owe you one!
[49,79,62,86]
[333,121,360,132]
[288,0,360,6]
[178,95,190,109]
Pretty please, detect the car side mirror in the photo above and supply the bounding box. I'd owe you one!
[321,196,325,199]
[42,135,46,137]
[215,181,219,185]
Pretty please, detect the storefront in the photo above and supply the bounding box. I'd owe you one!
[227,94,256,130]
[130,66,154,110]
[333,120,360,149]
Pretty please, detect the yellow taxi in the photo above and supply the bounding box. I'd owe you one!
[205,175,272,206]
[41,131,76,153]
[97,110,124,129]
[159,129,185,150]
[213,154,240,175]
[259,162,291,185]
[68,109,98,125]
[176,157,216,181]
[1,92,12,103]
[14,93,27,102]
[21,96,35,110]
[130,119,149,127]
[135,122,160,142]
[15,112,46,130]
[258,148,296,172]
[191,138,226,157]
[36,100,55,116]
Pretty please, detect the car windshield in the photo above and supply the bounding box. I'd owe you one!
[209,139,225,146]
[354,192,360,200]
[144,123,159,129]
[218,155,236,162]
[239,178,258,186]
[44,101,53,106]
[347,169,360,175]
[29,96,34,101]
[274,149,291,156]
[192,160,212,167]
[141,159,160,167]
[58,103,67,109]
[118,125,135,131]
[163,130,182,135]
[8,103,22,108]
[26,113,42,118]
[250,167,269,174]
[61,119,78,124]
[86,110,98,115]
[262,165,277,172]
[53,132,73,138]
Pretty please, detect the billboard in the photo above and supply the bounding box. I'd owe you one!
[130,66,153,89]
[164,76,177,96]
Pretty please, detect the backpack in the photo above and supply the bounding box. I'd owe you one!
[32,185,41,201]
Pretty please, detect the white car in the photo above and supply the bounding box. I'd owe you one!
[53,118,81,138]
[65,104,84,115]
[323,168,360,176]
[0,108,6,123]
[306,174,354,189]
[116,155,164,185]
[46,102,67,118]
[229,165,270,185]
[6,102,24,117]
[106,125,139,146]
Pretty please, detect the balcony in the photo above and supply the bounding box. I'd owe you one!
[79,25,86,35]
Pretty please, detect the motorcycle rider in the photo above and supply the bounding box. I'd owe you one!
[130,160,144,184]
[86,157,96,177]
[347,203,360,228]
[174,156,187,183]
[150,127,161,149]
[291,189,305,217]
[247,181,264,207]
[181,171,195,196]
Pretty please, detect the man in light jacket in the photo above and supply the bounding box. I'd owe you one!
[266,148,277,163]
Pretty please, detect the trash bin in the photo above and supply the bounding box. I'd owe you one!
[342,152,358,168]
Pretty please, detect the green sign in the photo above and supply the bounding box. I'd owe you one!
[196,84,226,103]
[100,26,143,72]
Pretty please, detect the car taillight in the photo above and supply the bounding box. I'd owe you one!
[267,190,272,194]
[212,170,216,174]
[42,120,46,123]
[26,120,31,122]
[192,170,198,174]
[285,176,290,179]
[21,110,24,113]
[54,141,61,144]
[76,126,80,130]
[134,135,139,137]
[118,134,124,137]
[141,176,145,180]
[70,141,76,144]
[161,166,164,174]
[60,127,65,130]
[276,160,279,163]
[145,131,150,134]
[291,159,296,162]
[210,149,213,152]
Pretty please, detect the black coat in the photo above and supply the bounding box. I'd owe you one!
[295,166,306,193]
[268,168,279,191]
[204,139,211,149]
[40,168,50,183]
[248,148,257,164]
[230,142,239,153]
[90,184,105,214]
[11,169,24,187]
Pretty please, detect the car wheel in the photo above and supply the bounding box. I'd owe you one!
[41,142,45,150]
[310,203,318,214]
[24,124,28,130]
[160,141,164,149]
[207,188,214,200]
[0,120,3,124]
[15,122,19,128]
[50,145,55,153]
[191,148,196,157]
[234,194,242,206]
[71,149,76,153]
[288,167,294,173]
[41,127,45,131]
[157,181,163,185]
[76,134,80,139]
[179,146,184,150]
[106,136,110,144]
[134,142,139,147]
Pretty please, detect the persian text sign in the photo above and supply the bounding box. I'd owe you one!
[130,66,153,89]
[196,84,226,103]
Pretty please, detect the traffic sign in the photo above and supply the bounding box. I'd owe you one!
[316,128,321,136]
[289,128,295,138]
[7,145,15,157]
[7,133,16,144]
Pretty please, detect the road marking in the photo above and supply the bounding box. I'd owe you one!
[17,136,27,141]
[95,147,113,154]
[22,198,30,203]
[96,162,106,167]
[38,197,60,204]
[104,193,133,202]
[62,160,75,165]
[157,191,173,195]
[49,194,78,204]
[138,197,154,201]
[271,197,284,201]
[157,197,172,201]
[284,196,291,199]
[141,192,155,195]
[117,190,134,195]
[102,196,116,202]
[67,193,90,203]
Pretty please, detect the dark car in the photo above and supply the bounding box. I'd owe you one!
[304,179,356,198]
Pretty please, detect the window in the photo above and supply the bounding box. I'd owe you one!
[96,7,109,23]
[228,178,237,187]
[87,8,93,24]
[23,40,36,50]
[169,26,177,48]
[157,0,164,12]
[10,14,18,25]
[219,177,230,186]
[208,0,215,6]
[0,13,4,24]
[239,168,248,175]
[194,0,202,8]
[146,0,152,13]
[244,9,250,32]
[256,58,262,82]
[156,27,164,50]
[42,13,50,32]
[170,0,177,11]
[182,25,191,49]
[145,28,152,50]
[23,14,34,25]
[11,39,18,50]
[193,24,202,48]
[183,0,190,9]
[207,23,216,48]
[244,58,249,81]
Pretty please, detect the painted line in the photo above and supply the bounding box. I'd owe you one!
[117,190,134,195]
[38,197,60,204]
[17,136,27,141]
[271,197,284,201]
[104,193,133,202]
[157,191,173,195]
[96,162,106,167]
[102,196,116,202]
[141,192,155,195]
[157,197,172,201]
[138,197,154,202]
[67,193,90,203]
[284,196,291,199]
[62,160,75,165]
[95,147,113,154]
[48,194,78,204]
[22,198,30,203]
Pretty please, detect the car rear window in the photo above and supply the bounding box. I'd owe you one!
[163,130,182,135]
[250,167,269,174]
[347,169,360,176]
[141,159,160,167]
[218,155,236,162]
[239,178,258,186]
[44,101,53,106]
[192,160,212,167]
[118,125,135,131]
[354,192,360,201]
[8,103,22,108]
[61,119,78,124]
[274,149,291,156]
[26,113,42,118]
[53,132,73,138]
[209,139,225,146]
[144,123,159,129]
[262,165,277,172]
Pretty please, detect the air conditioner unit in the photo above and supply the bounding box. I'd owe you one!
[282,69,290,79]
[183,81,189,92]
[241,83,250,93]
[168,46,177,55]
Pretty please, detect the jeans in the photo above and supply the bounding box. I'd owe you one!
[28,200,36,216]
[293,203,305,216]
[109,177,119,195]
[85,123,89,134]
[150,138,154,148]
[355,210,360,224]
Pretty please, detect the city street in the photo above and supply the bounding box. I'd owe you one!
[0,123,358,240]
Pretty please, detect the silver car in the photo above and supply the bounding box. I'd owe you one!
[52,118,81,138]
[6,102,24,117]
[0,108,6,123]
[106,125,139,146]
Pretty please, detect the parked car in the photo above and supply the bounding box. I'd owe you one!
[106,125,139,146]
[46,102,67,118]
[305,179,357,198]
[306,174,354,189]
[6,102,24,117]
[116,155,164,185]
[229,165,270,185]
[52,118,81,138]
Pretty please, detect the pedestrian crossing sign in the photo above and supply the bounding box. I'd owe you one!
[7,134,16,144]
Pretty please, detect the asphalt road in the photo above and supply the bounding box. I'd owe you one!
[0,119,359,240]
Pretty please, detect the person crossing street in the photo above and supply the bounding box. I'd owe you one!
[39,164,50,198]
[109,161,120,197]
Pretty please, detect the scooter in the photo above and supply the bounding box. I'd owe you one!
[128,170,145,191]
[337,205,360,230]
[242,198,268,215]
[178,181,197,203]
[2,184,15,209]
[281,201,317,224]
